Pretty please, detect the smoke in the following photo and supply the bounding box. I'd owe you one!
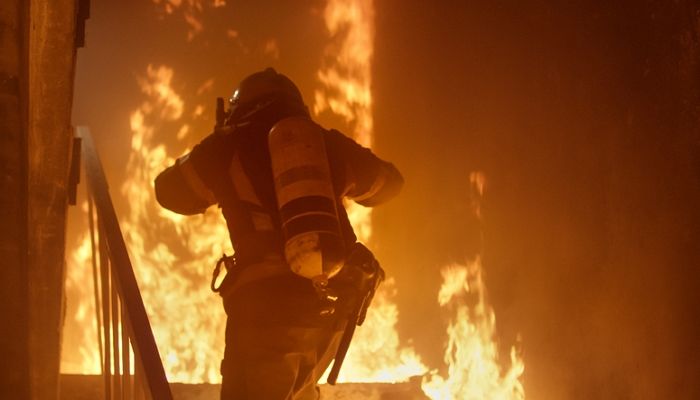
[373,1,700,399]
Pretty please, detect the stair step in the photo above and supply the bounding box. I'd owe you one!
[59,374,429,400]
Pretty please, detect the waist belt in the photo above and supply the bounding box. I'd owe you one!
[215,254,290,299]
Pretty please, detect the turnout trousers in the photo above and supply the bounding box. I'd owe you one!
[219,261,346,400]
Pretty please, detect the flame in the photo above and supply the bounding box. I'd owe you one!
[152,0,226,41]
[120,65,231,383]
[315,0,376,244]
[63,64,230,382]
[314,0,374,148]
[62,203,102,374]
[421,174,525,400]
[313,0,428,383]
[422,258,525,400]
[332,279,427,382]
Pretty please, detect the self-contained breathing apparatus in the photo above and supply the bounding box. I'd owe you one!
[212,90,348,295]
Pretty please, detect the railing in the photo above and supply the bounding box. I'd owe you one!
[77,126,173,400]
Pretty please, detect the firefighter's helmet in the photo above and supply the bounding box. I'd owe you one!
[228,68,306,124]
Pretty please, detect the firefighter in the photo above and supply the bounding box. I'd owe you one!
[154,68,403,399]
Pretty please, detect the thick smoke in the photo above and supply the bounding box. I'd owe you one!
[373,1,700,399]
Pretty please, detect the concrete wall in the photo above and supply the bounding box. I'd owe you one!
[0,0,80,398]
[0,0,31,397]
[27,0,79,398]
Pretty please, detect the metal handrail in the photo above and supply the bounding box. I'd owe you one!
[77,126,173,400]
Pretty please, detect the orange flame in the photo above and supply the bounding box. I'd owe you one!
[152,0,226,41]
[422,258,525,399]
[315,0,376,245]
[314,0,428,383]
[62,203,101,374]
[121,65,231,383]
[63,64,231,382]
[421,173,525,399]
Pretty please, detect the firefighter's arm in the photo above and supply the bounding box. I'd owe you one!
[348,159,403,207]
[154,154,217,215]
[326,130,404,206]
[154,131,233,215]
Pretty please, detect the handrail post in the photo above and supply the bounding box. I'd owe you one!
[87,193,104,375]
[111,285,121,399]
[122,307,131,400]
[78,126,173,400]
[99,221,112,400]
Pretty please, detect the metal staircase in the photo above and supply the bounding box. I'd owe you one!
[73,127,173,400]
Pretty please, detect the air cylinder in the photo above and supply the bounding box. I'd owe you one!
[268,116,345,285]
